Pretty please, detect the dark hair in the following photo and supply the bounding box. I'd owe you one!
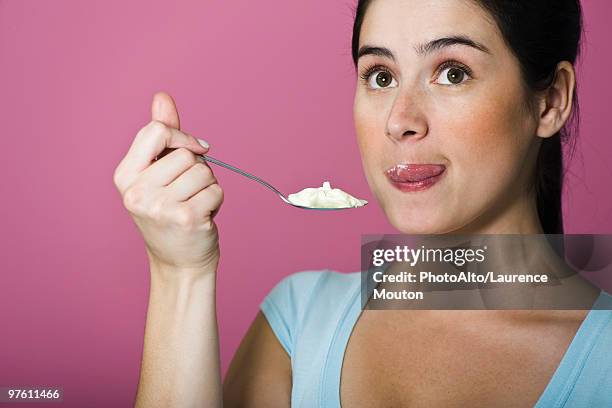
[351,0,583,234]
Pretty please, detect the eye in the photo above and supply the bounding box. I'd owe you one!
[360,67,398,90]
[435,62,472,85]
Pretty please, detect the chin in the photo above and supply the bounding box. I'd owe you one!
[383,203,452,235]
[368,170,460,234]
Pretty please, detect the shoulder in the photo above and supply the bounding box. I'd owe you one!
[263,269,359,306]
[562,291,612,406]
[260,269,360,356]
[590,290,612,341]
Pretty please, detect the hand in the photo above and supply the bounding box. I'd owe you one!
[113,92,223,276]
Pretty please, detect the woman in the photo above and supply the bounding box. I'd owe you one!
[113,0,611,406]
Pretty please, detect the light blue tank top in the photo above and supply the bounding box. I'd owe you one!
[260,269,612,407]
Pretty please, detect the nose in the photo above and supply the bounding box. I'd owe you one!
[385,90,428,142]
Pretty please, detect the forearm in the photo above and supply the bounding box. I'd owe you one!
[135,263,222,408]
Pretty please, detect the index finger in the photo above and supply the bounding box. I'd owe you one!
[115,121,209,191]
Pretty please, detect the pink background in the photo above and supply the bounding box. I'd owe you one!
[1,0,611,406]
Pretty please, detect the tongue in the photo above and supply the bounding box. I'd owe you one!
[392,165,445,182]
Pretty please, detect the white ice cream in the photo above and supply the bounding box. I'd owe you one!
[288,181,367,209]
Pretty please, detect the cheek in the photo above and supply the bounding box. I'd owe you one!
[354,95,392,206]
[354,95,386,170]
[354,95,381,150]
[442,85,535,196]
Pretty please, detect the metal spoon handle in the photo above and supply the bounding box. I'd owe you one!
[200,154,286,198]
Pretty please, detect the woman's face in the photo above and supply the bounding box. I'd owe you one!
[354,0,541,234]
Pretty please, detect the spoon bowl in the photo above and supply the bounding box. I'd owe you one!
[200,155,367,211]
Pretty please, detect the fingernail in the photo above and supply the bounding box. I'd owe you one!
[197,138,210,149]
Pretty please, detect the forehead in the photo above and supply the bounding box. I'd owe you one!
[360,0,501,55]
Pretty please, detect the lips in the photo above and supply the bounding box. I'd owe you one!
[385,164,446,183]
[385,163,446,193]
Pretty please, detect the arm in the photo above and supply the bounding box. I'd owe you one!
[113,92,224,407]
[223,311,292,408]
[135,262,222,408]
[115,92,290,407]
[135,266,293,408]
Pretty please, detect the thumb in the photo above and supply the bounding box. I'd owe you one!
[151,91,181,130]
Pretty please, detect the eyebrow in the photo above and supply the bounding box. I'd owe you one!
[357,35,491,61]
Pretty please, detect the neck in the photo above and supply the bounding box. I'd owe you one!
[450,185,544,235]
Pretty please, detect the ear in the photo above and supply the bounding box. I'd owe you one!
[535,61,576,139]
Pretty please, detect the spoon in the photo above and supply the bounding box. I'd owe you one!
[200,155,366,211]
